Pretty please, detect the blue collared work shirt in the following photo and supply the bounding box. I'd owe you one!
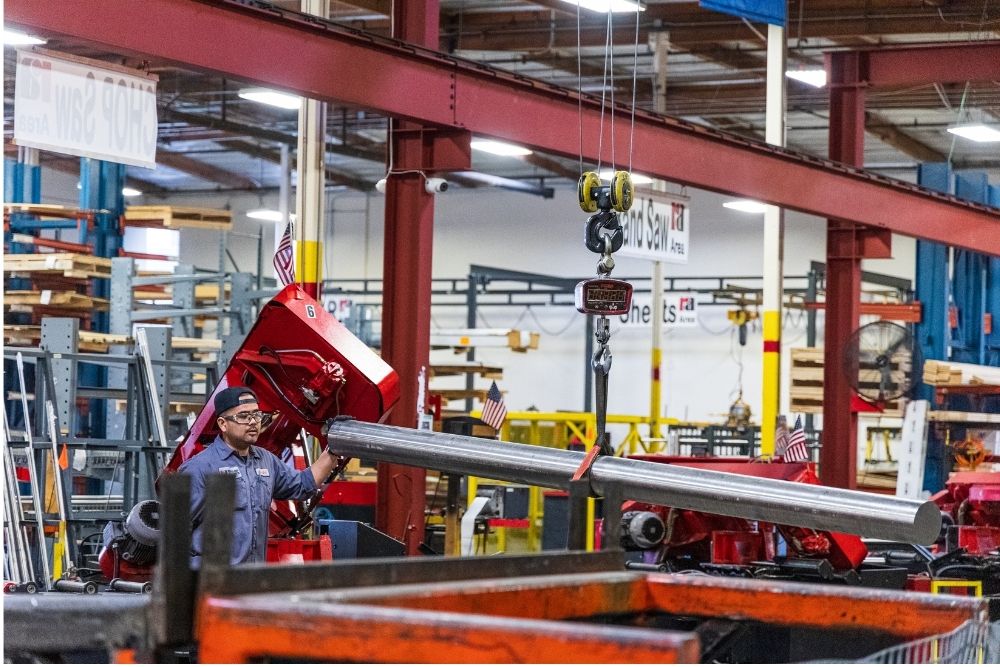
[178,436,317,566]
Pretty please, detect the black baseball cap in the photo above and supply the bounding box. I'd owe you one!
[214,386,258,417]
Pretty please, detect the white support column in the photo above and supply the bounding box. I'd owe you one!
[760,22,787,457]
[294,0,329,297]
[648,31,670,441]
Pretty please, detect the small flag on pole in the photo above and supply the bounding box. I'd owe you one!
[782,415,810,462]
[480,381,508,431]
[773,420,788,458]
[273,221,295,286]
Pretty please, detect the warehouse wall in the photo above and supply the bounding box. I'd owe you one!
[160,183,916,424]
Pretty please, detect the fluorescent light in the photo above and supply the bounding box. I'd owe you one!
[122,187,143,197]
[470,139,533,157]
[723,200,768,214]
[247,209,284,222]
[238,87,301,110]
[785,68,826,88]
[947,124,1000,143]
[3,29,46,46]
[560,0,644,12]
[598,170,653,185]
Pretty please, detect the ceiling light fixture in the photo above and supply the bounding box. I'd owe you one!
[238,88,302,110]
[3,29,46,46]
[598,169,653,185]
[121,187,143,197]
[947,123,1000,143]
[785,68,827,88]
[470,139,533,157]
[247,209,285,222]
[723,200,768,214]
[559,0,645,13]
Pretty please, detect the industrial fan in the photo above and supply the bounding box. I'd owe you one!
[842,321,916,404]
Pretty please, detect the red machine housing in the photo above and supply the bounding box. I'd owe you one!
[930,471,1000,556]
[160,285,399,560]
[624,457,869,571]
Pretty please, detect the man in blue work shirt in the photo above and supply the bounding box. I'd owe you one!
[179,386,339,566]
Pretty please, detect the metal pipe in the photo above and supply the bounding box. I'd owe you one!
[326,421,941,545]
[108,578,152,594]
[54,579,98,594]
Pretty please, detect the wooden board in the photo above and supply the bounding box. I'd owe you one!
[4,290,109,311]
[928,410,1000,424]
[3,253,112,279]
[4,203,89,221]
[923,359,1000,386]
[430,363,504,379]
[4,325,221,353]
[124,205,232,230]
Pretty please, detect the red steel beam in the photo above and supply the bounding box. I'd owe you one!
[8,0,1000,255]
[376,1,442,556]
[837,41,1000,87]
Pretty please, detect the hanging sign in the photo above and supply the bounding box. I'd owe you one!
[14,48,158,168]
[617,292,699,329]
[617,191,690,264]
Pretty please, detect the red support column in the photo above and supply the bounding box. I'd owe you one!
[376,1,440,555]
[822,52,868,490]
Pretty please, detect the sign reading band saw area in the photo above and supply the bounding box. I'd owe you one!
[14,48,158,169]
[618,191,690,264]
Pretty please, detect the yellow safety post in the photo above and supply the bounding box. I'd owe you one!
[760,310,782,457]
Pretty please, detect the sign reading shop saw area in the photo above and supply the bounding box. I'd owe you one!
[14,49,158,168]
[618,292,699,329]
[618,191,690,264]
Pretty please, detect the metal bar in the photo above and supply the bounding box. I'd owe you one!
[14,353,52,590]
[152,473,194,648]
[809,260,913,292]
[8,0,1000,253]
[215,550,622,597]
[823,53,867,490]
[131,272,226,287]
[3,594,149,654]
[131,307,225,321]
[845,42,1000,88]
[327,420,941,544]
[3,407,34,582]
[44,401,73,574]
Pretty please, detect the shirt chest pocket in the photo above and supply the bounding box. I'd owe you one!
[254,472,273,509]
[233,474,250,510]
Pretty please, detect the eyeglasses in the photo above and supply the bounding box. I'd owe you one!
[222,410,274,426]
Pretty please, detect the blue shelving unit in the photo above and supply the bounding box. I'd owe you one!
[915,164,1000,492]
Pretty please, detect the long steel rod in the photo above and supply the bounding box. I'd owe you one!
[327,421,941,545]
[15,353,53,589]
[2,407,34,582]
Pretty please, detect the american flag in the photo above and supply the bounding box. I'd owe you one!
[782,415,810,462]
[774,421,788,457]
[273,221,295,286]
[480,381,507,430]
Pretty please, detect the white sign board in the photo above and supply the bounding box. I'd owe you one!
[617,292,699,329]
[14,49,158,168]
[618,192,690,264]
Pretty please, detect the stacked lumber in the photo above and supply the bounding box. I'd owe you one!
[4,325,222,354]
[922,360,1000,386]
[5,290,109,311]
[430,362,504,380]
[430,328,540,353]
[3,203,91,223]
[124,205,232,230]
[790,347,906,416]
[3,253,112,279]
